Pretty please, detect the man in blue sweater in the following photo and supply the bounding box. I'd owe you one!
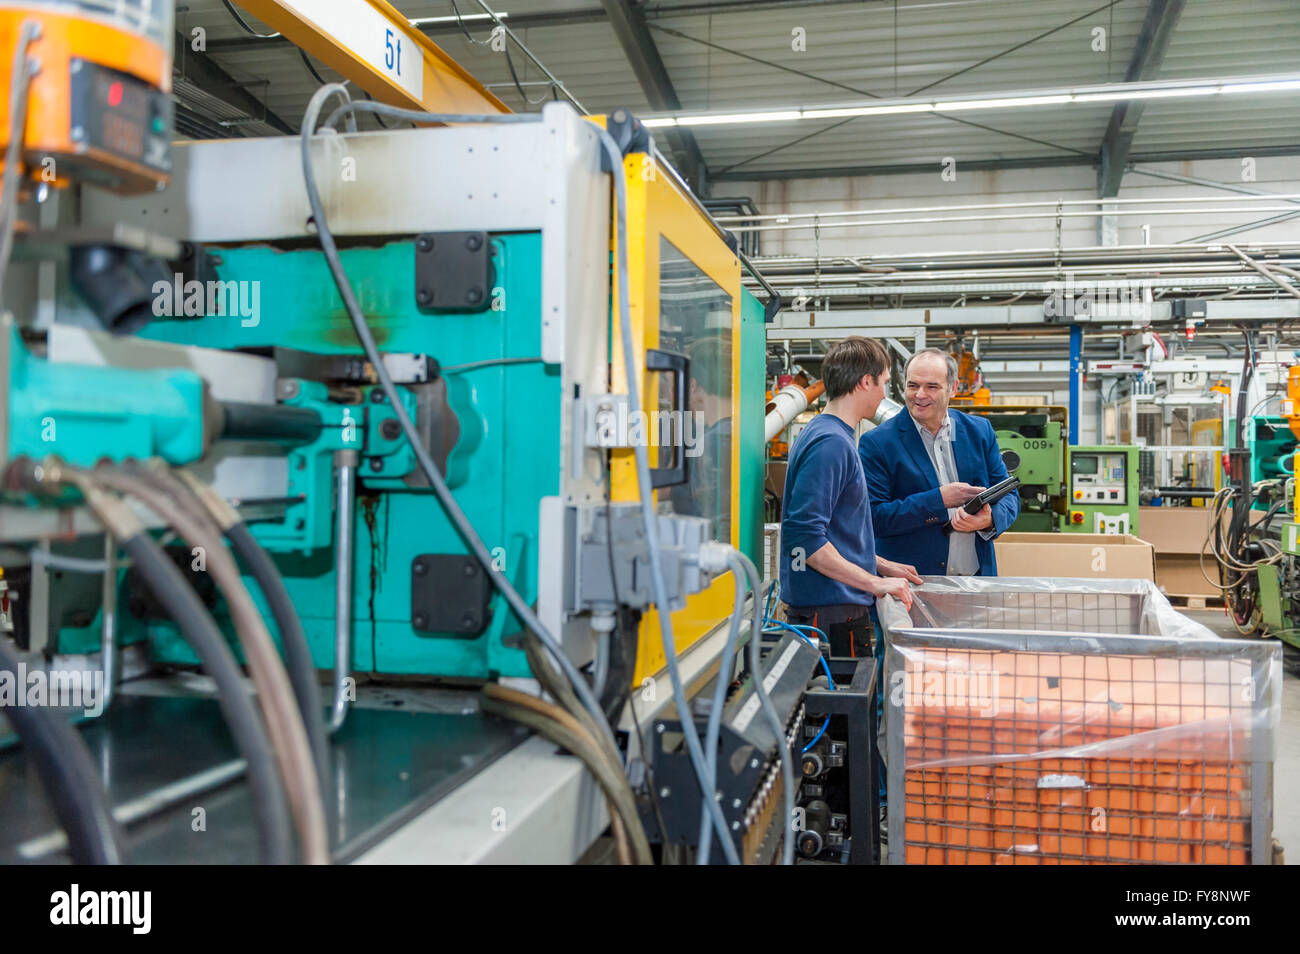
[779,336,919,658]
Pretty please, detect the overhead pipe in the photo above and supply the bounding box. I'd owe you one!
[743,258,1300,285]
[1227,244,1300,300]
[740,274,1288,299]
[743,240,1300,273]
[714,191,1300,226]
[871,397,904,425]
[729,204,1300,236]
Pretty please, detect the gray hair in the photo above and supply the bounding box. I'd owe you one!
[904,347,958,387]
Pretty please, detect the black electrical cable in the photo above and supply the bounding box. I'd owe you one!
[443,0,555,106]
[447,0,486,45]
[226,522,330,805]
[220,0,280,38]
[299,49,328,86]
[306,90,738,859]
[0,638,124,864]
[120,533,294,864]
[501,45,555,108]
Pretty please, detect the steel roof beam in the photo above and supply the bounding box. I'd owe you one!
[173,30,295,135]
[600,0,707,192]
[1097,0,1186,202]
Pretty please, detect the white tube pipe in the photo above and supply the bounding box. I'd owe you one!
[765,381,823,441]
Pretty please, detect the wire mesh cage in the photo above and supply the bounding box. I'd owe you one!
[878,577,1282,865]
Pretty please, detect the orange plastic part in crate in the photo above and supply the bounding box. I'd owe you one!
[882,580,1279,865]
[892,645,1266,864]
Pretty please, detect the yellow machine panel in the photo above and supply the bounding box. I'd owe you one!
[611,151,745,685]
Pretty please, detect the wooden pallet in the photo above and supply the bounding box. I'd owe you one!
[1164,593,1226,610]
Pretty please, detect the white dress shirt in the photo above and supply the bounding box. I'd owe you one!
[912,411,992,575]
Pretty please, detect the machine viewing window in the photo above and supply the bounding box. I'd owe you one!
[657,237,734,543]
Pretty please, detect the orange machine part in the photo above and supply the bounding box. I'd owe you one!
[0,8,170,193]
[950,350,991,406]
[1287,365,1300,441]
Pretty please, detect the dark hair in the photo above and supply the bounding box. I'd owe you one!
[821,336,889,400]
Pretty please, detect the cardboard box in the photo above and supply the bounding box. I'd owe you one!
[1137,507,1228,597]
[1153,555,1219,597]
[994,532,1155,581]
[1137,507,1212,555]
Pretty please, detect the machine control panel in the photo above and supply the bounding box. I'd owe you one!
[67,59,172,190]
[1070,452,1128,504]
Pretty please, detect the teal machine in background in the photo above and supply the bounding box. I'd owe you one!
[1246,415,1297,496]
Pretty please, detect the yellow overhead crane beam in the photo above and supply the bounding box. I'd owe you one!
[233,0,511,114]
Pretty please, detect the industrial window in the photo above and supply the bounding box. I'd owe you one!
[657,236,734,543]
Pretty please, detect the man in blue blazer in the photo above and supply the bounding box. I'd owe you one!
[858,348,1019,576]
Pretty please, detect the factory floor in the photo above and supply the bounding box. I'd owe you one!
[1184,609,1300,864]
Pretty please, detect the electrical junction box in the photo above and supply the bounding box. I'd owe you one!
[1061,445,1140,535]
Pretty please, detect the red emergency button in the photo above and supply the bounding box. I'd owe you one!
[1071,511,1084,524]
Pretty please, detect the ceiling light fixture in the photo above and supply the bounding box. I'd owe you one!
[409,12,508,26]
[639,73,1300,130]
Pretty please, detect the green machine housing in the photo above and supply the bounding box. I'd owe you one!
[962,406,1065,533]
[45,237,767,680]
[1062,445,1141,534]
[1243,415,1298,643]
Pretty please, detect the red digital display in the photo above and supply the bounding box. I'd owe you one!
[107,80,123,107]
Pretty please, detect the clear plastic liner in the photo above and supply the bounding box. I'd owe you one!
[877,576,1282,864]
[892,575,1220,641]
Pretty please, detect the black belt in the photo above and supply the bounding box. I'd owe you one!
[782,602,872,626]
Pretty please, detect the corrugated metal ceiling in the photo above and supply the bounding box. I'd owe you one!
[175,0,1300,180]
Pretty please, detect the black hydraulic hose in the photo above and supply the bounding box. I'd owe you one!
[163,468,330,806]
[120,533,294,864]
[226,521,330,806]
[98,465,327,863]
[0,639,124,864]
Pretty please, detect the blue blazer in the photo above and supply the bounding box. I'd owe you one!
[857,409,1019,576]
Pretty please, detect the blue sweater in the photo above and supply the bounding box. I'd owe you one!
[779,414,877,610]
